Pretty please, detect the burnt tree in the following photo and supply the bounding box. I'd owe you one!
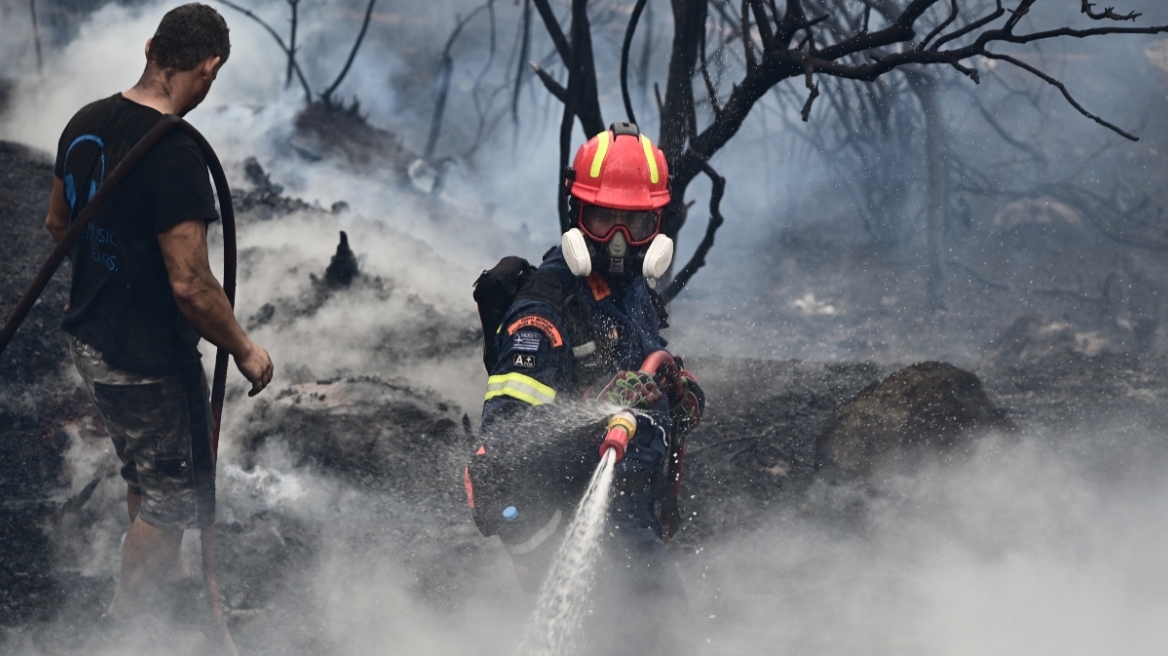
[215,0,377,107]
[529,0,1168,302]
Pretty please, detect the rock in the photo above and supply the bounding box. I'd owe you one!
[816,361,1012,474]
[992,195,1083,234]
[325,231,359,288]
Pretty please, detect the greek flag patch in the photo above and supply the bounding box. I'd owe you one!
[513,329,542,352]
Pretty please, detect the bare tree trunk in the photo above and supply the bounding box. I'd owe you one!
[658,0,707,240]
[568,0,603,137]
[909,72,946,312]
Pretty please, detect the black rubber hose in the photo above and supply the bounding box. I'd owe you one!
[0,114,240,656]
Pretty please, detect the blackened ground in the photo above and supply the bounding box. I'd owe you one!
[0,140,99,627]
[4,136,1168,653]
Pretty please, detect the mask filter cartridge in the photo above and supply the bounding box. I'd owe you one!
[562,228,592,277]
[642,234,674,279]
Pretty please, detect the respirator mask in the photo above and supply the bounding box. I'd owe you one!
[562,203,673,279]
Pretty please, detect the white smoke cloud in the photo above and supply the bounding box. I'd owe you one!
[686,430,1168,655]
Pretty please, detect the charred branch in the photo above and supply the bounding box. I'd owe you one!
[285,0,300,88]
[699,28,723,120]
[958,84,1044,161]
[425,2,494,161]
[983,51,1138,141]
[620,0,649,125]
[531,0,603,139]
[512,0,532,125]
[320,0,378,106]
[214,0,313,104]
[519,0,1168,292]
[637,1,654,109]
[530,62,567,103]
[531,0,572,65]
[930,0,1004,50]
[566,0,604,137]
[1081,1,1140,22]
[662,151,727,304]
[800,61,820,121]
[741,0,759,69]
[557,90,574,233]
[667,9,1168,188]
[462,1,502,161]
[917,0,958,51]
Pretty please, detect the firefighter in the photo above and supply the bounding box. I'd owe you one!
[473,122,704,654]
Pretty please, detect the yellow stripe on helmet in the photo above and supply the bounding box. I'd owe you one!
[590,131,611,178]
[639,135,660,184]
[485,372,557,406]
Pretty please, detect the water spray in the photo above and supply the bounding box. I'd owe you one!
[518,349,685,655]
[0,115,240,656]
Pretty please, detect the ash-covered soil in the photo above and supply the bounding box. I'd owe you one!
[4,138,1168,654]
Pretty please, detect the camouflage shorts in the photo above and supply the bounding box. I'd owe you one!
[69,336,216,529]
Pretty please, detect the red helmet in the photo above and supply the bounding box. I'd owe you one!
[569,123,670,211]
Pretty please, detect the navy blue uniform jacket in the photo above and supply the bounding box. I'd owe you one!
[481,247,674,542]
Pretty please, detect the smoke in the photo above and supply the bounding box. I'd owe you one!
[5,1,1168,655]
[686,427,1168,654]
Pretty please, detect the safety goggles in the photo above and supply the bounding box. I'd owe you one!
[579,205,661,246]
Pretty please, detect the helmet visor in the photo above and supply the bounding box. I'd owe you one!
[579,205,661,246]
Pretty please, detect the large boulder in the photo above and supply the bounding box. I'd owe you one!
[817,362,1011,474]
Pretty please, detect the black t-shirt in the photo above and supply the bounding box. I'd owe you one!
[54,94,219,376]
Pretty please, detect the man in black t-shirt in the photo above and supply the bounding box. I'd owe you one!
[43,3,273,627]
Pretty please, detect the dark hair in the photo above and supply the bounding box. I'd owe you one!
[148,3,230,71]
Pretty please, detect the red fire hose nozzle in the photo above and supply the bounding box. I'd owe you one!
[599,410,637,462]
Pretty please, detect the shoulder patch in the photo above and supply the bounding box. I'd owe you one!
[507,315,563,348]
[512,329,542,352]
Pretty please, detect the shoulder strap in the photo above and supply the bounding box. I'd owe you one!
[516,270,567,308]
[473,256,536,373]
[516,271,612,390]
[647,286,670,329]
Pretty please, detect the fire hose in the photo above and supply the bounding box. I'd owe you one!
[597,349,687,542]
[0,114,240,655]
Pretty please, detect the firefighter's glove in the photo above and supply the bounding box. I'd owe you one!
[671,371,705,435]
[597,371,663,410]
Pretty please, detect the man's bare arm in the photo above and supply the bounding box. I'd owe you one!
[45,176,70,245]
[158,219,273,394]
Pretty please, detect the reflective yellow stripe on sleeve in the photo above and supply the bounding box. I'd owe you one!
[485,373,557,406]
